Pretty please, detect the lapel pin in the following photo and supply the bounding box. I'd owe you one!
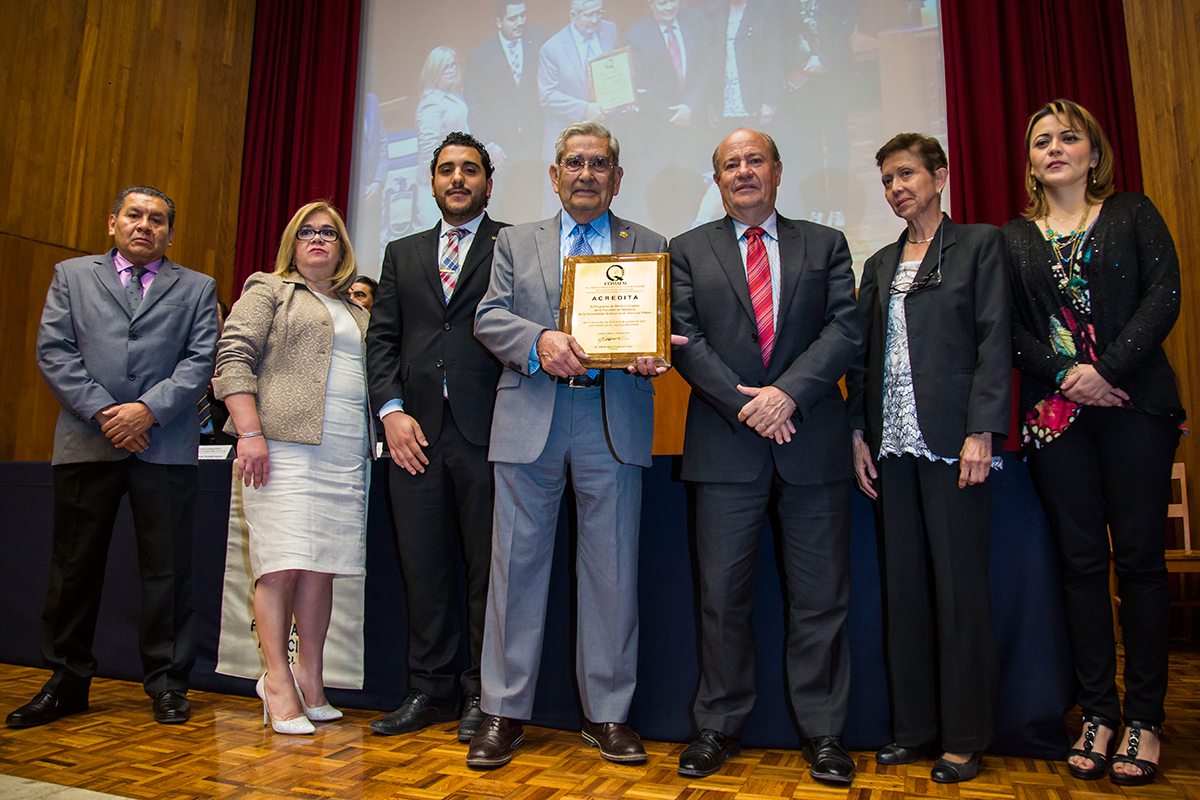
[492,236,497,240]
[619,231,628,239]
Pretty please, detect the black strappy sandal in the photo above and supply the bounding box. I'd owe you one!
[1067,714,1116,780]
[1109,720,1162,787]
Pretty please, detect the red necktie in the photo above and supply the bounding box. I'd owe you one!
[665,26,683,85]
[744,226,774,367]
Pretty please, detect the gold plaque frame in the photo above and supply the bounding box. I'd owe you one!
[587,46,637,112]
[559,252,670,370]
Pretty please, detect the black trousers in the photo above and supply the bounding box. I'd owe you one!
[42,457,197,698]
[387,402,493,698]
[1027,407,1180,725]
[876,455,997,752]
[691,462,852,738]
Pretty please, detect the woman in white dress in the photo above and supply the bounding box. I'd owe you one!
[213,202,373,735]
[412,46,470,229]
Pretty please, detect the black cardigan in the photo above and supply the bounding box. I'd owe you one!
[1002,192,1185,429]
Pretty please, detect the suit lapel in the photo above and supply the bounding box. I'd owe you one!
[876,233,905,311]
[94,251,129,314]
[139,258,179,316]
[537,213,563,314]
[909,215,954,290]
[453,214,498,303]
[773,217,806,335]
[711,217,756,324]
[419,225,444,303]
[610,213,633,254]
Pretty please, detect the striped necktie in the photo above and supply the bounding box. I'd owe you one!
[439,227,468,302]
[744,226,774,367]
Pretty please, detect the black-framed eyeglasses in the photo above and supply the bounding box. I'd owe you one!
[297,227,339,242]
[560,156,613,173]
[890,265,941,295]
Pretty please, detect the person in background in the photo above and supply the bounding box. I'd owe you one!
[8,186,217,729]
[414,47,470,230]
[200,300,235,446]
[847,133,1010,784]
[350,276,377,312]
[213,202,373,736]
[1003,99,1186,787]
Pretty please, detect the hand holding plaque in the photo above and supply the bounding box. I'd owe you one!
[559,253,670,370]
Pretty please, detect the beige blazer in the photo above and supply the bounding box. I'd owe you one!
[213,272,372,445]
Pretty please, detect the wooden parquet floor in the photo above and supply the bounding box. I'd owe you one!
[5,650,1200,800]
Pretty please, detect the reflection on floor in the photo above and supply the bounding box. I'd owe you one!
[3,648,1200,799]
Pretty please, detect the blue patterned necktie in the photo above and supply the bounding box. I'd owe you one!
[568,224,600,380]
[125,265,147,314]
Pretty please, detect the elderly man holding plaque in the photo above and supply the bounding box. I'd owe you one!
[469,121,676,770]
[670,129,862,784]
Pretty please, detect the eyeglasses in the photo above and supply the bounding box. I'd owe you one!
[560,156,614,173]
[296,227,339,242]
[890,265,941,295]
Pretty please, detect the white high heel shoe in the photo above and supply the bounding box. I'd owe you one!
[290,664,342,722]
[256,673,315,735]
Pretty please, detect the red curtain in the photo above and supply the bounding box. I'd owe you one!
[232,0,363,295]
[941,0,1142,228]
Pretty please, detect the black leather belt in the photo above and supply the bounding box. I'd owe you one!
[557,372,603,388]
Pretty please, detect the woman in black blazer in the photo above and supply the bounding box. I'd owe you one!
[1003,100,1185,787]
[847,133,1011,783]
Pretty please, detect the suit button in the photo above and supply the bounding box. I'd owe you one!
[436,359,444,368]
[129,332,138,340]
[128,373,136,381]
[750,332,758,341]
[443,323,452,330]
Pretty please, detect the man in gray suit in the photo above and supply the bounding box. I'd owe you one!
[467,122,675,769]
[6,187,218,729]
[537,0,619,162]
[669,130,861,784]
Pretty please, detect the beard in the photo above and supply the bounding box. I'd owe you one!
[435,186,489,221]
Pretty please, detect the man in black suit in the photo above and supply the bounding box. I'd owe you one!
[365,132,506,742]
[626,0,712,175]
[465,1,546,167]
[669,129,862,784]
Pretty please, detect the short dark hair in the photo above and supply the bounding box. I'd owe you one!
[112,186,176,229]
[352,275,378,294]
[430,131,494,179]
[495,0,523,19]
[875,133,947,174]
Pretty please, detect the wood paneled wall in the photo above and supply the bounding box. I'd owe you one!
[0,0,255,461]
[1124,1,1200,533]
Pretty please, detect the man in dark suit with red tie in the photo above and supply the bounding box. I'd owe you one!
[669,129,862,784]
[365,132,507,743]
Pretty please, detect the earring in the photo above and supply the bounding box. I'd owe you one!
[1089,167,1096,185]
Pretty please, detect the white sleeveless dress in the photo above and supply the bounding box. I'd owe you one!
[243,293,368,579]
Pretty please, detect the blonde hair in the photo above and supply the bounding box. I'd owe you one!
[272,201,358,294]
[1022,98,1115,220]
[419,46,459,97]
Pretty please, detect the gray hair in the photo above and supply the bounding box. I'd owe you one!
[553,121,620,166]
[569,0,593,14]
[112,186,176,229]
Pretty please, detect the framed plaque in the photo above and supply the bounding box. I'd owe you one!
[588,47,636,112]
[559,252,670,370]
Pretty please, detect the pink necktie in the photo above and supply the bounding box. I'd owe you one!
[744,226,774,366]
[665,27,683,85]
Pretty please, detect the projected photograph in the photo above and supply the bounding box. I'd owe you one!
[349,0,946,278]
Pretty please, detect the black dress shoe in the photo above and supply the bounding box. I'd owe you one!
[875,742,932,765]
[678,729,740,777]
[370,689,460,735]
[467,715,524,768]
[153,690,190,724]
[458,695,485,743]
[582,720,647,763]
[6,691,88,728]
[804,735,856,785]
[931,751,983,783]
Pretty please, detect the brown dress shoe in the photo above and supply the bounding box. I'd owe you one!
[466,715,524,769]
[582,720,647,763]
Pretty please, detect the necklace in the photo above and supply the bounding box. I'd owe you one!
[1043,202,1092,313]
[908,234,935,244]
